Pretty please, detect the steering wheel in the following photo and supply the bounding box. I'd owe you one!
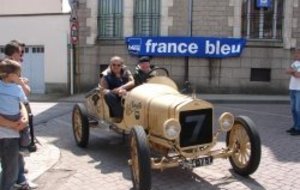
[146,67,169,78]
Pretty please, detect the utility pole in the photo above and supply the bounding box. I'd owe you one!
[183,0,193,92]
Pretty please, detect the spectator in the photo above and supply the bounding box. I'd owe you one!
[3,41,37,189]
[4,41,30,95]
[0,59,28,190]
[286,49,300,136]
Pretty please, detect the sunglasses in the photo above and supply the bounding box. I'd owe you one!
[112,64,122,67]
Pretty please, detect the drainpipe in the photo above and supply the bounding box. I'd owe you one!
[184,0,193,83]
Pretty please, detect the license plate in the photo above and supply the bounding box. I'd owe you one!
[191,156,213,167]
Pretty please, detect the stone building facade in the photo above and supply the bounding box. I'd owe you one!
[72,0,300,94]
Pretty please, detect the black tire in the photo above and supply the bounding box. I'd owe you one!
[226,116,261,176]
[72,103,89,148]
[129,126,151,190]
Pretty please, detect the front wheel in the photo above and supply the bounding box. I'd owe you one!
[129,126,151,190]
[72,103,89,148]
[226,116,261,176]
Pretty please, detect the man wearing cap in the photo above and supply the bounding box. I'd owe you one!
[133,56,156,86]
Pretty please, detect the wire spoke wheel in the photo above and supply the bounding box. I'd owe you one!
[129,126,151,190]
[72,103,89,147]
[131,133,140,187]
[226,116,261,176]
[229,124,251,168]
[73,108,82,140]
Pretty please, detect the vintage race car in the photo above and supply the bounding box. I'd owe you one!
[72,67,261,190]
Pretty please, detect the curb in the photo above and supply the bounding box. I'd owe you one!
[205,99,290,104]
[28,93,290,104]
[196,94,290,104]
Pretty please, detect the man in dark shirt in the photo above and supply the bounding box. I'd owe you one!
[100,56,134,120]
[133,56,155,86]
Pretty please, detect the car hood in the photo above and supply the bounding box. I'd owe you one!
[124,83,213,131]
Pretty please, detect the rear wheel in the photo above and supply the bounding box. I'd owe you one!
[130,126,151,190]
[72,103,89,148]
[226,116,261,176]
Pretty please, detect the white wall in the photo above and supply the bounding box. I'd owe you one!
[0,0,62,14]
[0,15,70,84]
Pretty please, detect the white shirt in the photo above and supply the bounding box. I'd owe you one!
[289,60,300,90]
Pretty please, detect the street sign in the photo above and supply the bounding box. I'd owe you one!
[70,22,79,44]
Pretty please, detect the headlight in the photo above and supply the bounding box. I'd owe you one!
[218,112,234,132]
[163,119,181,140]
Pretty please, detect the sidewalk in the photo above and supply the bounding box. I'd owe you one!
[1,92,289,184]
[197,93,290,104]
[24,139,60,182]
[0,139,60,184]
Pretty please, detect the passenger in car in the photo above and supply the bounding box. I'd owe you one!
[133,56,156,86]
[100,56,134,120]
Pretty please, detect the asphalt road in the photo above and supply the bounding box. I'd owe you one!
[29,102,298,190]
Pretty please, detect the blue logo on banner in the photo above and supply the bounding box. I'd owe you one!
[256,0,271,8]
[127,38,142,54]
[126,36,246,58]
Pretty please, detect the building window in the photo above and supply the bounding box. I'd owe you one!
[242,0,284,40]
[98,0,123,39]
[250,68,271,82]
[134,0,160,36]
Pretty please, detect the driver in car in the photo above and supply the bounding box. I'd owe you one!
[100,56,134,121]
[133,56,156,86]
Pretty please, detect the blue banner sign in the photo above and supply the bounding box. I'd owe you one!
[256,0,271,8]
[126,36,246,58]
